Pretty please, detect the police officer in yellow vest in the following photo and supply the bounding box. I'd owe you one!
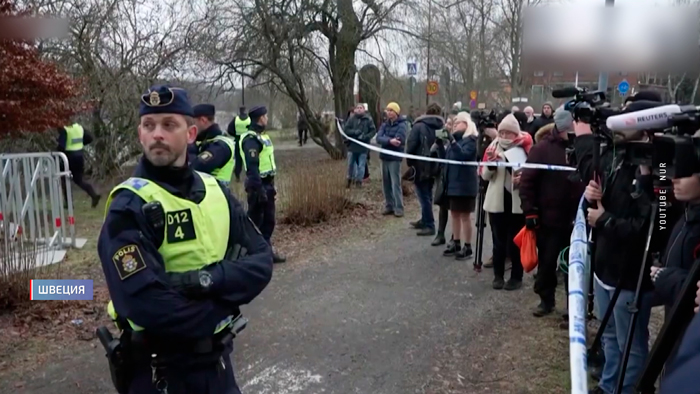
[190,104,236,185]
[96,85,273,394]
[226,106,250,182]
[241,105,286,263]
[57,122,101,207]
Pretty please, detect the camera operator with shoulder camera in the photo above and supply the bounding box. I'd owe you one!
[573,117,655,394]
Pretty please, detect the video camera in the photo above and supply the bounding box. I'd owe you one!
[470,109,498,129]
[605,102,700,178]
[553,86,620,142]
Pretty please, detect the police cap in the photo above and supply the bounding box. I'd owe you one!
[140,85,194,117]
[193,104,216,118]
[248,106,268,120]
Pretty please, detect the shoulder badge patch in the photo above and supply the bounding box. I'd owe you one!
[112,244,147,280]
[248,149,258,158]
[198,151,213,162]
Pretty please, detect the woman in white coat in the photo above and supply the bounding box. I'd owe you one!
[481,114,531,290]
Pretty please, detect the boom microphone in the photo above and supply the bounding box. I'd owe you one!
[606,104,700,131]
[552,86,581,98]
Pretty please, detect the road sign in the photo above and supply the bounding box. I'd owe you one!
[407,62,417,76]
[469,99,477,109]
[618,80,630,95]
[470,90,478,100]
[426,81,439,96]
[478,103,486,109]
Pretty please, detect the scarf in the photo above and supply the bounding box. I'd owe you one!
[479,132,532,176]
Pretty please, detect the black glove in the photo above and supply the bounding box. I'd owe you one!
[168,270,213,298]
[525,214,539,230]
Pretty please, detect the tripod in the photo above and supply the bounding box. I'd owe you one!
[586,198,658,394]
[635,243,700,393]
[473,128,488,272]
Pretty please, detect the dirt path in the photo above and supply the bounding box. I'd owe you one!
[0,205,571,394]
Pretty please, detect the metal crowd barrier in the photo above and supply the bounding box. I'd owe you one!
[0,152,87,270]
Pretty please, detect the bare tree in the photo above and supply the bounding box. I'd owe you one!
[21,0,204,178]
[197,0,411,159]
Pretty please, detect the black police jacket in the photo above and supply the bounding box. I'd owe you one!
[574,134,655,291]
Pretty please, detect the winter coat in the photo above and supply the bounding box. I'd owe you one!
[519,123,584,228]
[481,141,527,214]
[344,113,377,154]
[655,203,700,308]
[444,133,478,197]
[574,134,655,291]
[529,113,554,136]
[376,116,408,161]
[406,114,443,181]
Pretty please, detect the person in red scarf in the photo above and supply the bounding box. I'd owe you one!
[480,114,531,290]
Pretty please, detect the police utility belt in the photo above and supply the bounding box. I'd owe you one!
[96,315,247,394]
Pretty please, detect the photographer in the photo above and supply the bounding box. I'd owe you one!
[573,118,655,394]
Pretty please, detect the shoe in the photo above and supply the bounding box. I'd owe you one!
[504,279,522,291]
[431,233,446,246]
[589,387,605,394]
[355,181,363,188]
[416,228,435,236]
[382,209,394,215]
[483,256,494,268]
[443,241,460,256]
[91,195,101,208]
[409,220,424,229]
[273,253,286,264]
[235,175,241,183]
[492,277,505,290]
[393,211,404,218]
[456,245,473,261]
[346,179,352,189]
[533,299,555,317]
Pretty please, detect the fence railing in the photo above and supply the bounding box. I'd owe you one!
[0,152,87,271]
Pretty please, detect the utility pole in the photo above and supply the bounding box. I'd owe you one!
[597,0,615,93]
[426,0,432,107]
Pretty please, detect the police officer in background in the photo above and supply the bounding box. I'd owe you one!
[190,104,236,185]
[97,85,273,394]
[240,105,286,263]
[226,106,250,182]
[57,121,101,208]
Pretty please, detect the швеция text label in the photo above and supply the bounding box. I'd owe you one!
[30,279,93,300]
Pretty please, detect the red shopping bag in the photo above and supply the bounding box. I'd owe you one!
[513,226,538,273]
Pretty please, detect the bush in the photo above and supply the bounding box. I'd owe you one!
[278,159,351,226]
[0,237,57,311]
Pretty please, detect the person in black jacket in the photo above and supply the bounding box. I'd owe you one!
[574,114,656,394]
[343,103,377,188]
[442,111,478,260]
[431,116,452,246]
[406,103,443,235]
[528,102,554,136]
[650,173,700,374]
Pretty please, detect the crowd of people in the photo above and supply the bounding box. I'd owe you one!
[341,93,700,394]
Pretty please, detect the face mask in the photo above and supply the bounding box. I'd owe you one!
[498,139,514,149]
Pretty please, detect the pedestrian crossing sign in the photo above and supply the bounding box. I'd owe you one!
[407,63,417,76]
